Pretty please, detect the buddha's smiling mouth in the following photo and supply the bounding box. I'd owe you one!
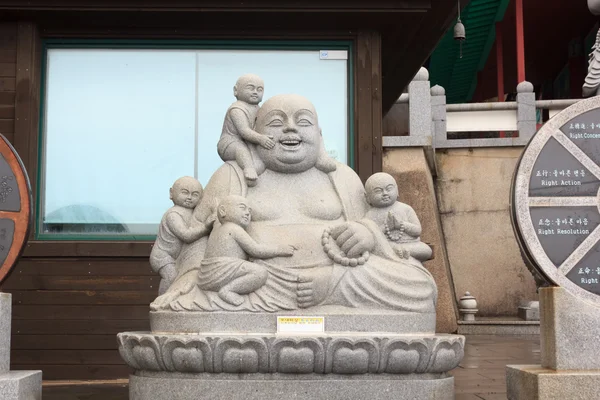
[279,137,303,150]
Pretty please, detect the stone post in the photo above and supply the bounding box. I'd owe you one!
[0,293,42,400]
[430,85,447,145]
[516,81,536,141]
[0,293,10,373]
[408,67,432,138]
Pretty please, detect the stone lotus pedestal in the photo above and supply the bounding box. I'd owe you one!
[119,308,464,400]
[507,287,600,399]
[0,293,42,400]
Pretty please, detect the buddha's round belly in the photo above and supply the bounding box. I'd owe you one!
[247,223,333,268]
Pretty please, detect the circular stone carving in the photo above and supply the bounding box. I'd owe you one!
[0,134,32,285]
[512,96,600,305]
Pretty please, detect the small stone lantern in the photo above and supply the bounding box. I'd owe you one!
[458,292,478,322]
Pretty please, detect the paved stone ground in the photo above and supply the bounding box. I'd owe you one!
[453,335,540,400]
[41,334,540,400]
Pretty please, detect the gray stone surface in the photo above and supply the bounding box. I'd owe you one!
[507,364,600,400]
[150,309,436,334]
[0,371,42,400]
[540,287,600,370]
[518,301,539,321]
[118,332,464,374]
[364,172,432,262]
[408,70,432,138]
[512,95,600,307]
[130,372,455,400]
[590,0,600,15]
[516,87,536,141]
[150,176,209,296]
[151,93,438,315]
[457,320,540,335]
[0,293,11,373]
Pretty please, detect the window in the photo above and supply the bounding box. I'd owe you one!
[39,41,353,239]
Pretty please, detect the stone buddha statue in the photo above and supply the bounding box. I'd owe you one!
[151,93,437,314]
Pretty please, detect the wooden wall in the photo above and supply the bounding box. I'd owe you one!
[0,20,383,381]
[0,22,16,143]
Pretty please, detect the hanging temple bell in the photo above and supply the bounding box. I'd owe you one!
[454,19,466,58]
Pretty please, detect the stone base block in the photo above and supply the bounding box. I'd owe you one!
[517,306,539,321]
[0,371,42,400]
[507,365,600,400]
[540,287,600,370]
[130,371,455,400]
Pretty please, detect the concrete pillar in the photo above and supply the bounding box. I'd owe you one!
[408,67,432,138]
[516,81,536,140]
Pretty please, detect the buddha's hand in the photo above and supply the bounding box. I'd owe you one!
[330,222,375,258]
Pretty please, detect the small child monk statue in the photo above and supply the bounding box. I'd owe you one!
[198,195,296,306]
[216,74,273,186]
[364,172,433,262]
[150,176,213,295]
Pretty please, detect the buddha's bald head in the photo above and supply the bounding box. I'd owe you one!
[256,94,318,128]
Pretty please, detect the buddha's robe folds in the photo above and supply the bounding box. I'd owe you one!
[151,162,437,313]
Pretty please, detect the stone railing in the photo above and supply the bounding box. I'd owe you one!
[383,67,581,150]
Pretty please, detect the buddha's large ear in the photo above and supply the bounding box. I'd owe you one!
[315,130,337,173]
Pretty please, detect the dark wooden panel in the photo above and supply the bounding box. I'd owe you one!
[0,23,17,50]
[10,290,157,305]
[13,319,150,335]
[13,349,123,365]
[13,334,119,350]
[14,365,131,380]
[370,31,382,174]
[0,104,14,119]
[12,305,149,320]
[23,241,153,257]
[14,22,41,230]
[0,91,15,105]
[356,31,374,183]
[14,258,154,276]
[43,382,129,400]
[3,275,157,291]
[0,118,14,133]
[0,77,15,91]
[0,62,15,77]
[0,49,16,63]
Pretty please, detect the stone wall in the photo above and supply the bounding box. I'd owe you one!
[435,147,538,316]
[383,148,458,333]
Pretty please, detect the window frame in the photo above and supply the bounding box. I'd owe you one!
[36,38,355,241]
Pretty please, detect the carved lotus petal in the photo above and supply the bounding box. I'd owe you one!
[278,347,315,374]
[222,348,259,373]
[428,341,464,373]
[132,345,161,371]
[385,348,421,374]
[332,348,369,374]
[172,347,204,373]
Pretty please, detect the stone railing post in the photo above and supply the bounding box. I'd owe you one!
[516,81,536,140]
[408,67,432,138]
[430,85,447,146]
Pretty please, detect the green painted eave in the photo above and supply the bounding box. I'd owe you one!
[429,0,510,103]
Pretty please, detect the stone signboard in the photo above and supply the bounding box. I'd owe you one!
[0,134,32,285]
[513,97,600,305]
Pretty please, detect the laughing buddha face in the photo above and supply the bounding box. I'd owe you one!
[254,94,322,174]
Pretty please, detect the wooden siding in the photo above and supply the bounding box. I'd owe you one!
[0,23,16,143]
